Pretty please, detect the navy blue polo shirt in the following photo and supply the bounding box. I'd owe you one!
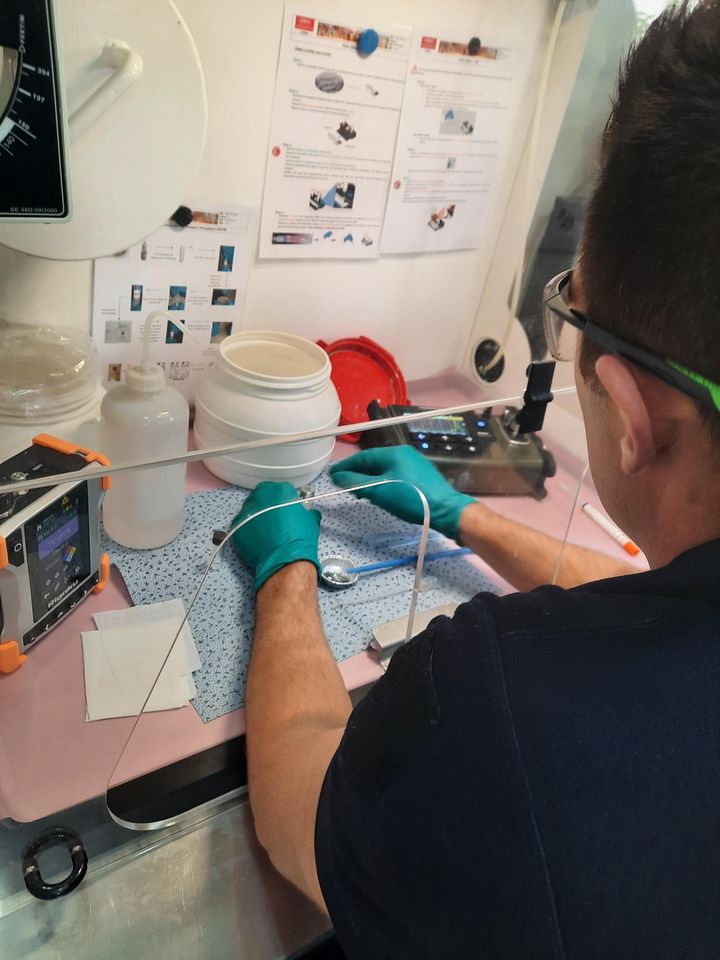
[315,539,720,959]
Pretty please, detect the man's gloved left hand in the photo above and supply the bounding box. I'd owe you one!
[231,481,321,591]
[329,445,475,541]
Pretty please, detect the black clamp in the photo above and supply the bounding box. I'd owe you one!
[515,360,556,435]
[22,827,88,900]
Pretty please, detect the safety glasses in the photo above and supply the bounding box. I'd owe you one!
[543,269,720,414]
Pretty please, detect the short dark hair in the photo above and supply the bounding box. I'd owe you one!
[579,0,720,439]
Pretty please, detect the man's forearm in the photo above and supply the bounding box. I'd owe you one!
[249,562,351,736]
[246,562,351,905]
[459,502,636,592]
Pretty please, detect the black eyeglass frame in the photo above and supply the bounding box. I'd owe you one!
[543,269,717,412]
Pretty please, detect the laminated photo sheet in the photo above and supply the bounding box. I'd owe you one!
[92,199,256,400]
[102,474,498,723]
[381,25,522,253]
[259,5,411,258]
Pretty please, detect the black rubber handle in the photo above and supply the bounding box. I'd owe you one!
[22,827,88,900]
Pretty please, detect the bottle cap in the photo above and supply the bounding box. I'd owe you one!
[124,361,166,393]
[122,309,174,392]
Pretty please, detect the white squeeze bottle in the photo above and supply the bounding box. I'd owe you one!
[100,312,189,548]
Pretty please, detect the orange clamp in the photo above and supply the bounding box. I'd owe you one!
[0,536,7,570]
[92,553,111,593]
[0,640,27,674]
[32,434,112,490]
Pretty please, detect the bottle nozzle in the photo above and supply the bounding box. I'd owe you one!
[141,310,164,370]
[124,311,179,392]
[140,310,187,371]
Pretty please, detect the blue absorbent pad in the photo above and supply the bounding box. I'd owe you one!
[101,474,498,723]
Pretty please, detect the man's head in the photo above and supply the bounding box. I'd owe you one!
[567,0,720,562]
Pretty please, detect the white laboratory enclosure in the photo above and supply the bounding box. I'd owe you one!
[0,1,649,957]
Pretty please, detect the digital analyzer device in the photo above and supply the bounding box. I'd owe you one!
[0,435,110,674]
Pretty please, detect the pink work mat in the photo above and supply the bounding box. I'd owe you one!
[0,413,644,822]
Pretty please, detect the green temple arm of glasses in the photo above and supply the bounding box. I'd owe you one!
[668,361,720,415]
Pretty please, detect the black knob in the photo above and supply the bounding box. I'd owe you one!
[170,205,194,227]
[474,339,505,383]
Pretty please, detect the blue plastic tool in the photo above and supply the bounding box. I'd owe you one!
[347,547,472,575]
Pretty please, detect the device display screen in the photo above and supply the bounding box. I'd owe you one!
[405,415,468,437]
[25,485,91,622]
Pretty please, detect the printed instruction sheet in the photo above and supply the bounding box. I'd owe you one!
[92,201,255,401]
[259,5,411,259]
[381,27,521,254]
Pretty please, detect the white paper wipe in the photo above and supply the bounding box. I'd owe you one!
[82,601,201,721]
[93,599,200,672]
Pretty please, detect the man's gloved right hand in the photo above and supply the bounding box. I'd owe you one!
[231,481,321,591]
[329,446,475,542]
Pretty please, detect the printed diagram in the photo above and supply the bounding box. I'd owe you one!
[218,245,235,272]
[428,204,456,232]
[309,182,356,210]
[104,320,132,344]
[158,361,191,381]
[211,288,237,306]
[130,284,143,311]
[311,229,372,246]
[211,321,233,343]
[259,6,410,259]
[170,362,191,381]
[439,108,476,136]
[315,71,344,94]
[329,121,357,145]
[271,232,314,246]
[167,285,187,311]
[93,200,253,400]
[437,39,504,59]
[381,26,520,254]
[165,319,184,344]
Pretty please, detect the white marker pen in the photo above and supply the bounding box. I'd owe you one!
[581,503,640,556]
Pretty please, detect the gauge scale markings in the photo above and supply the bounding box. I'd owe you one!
[0,0,70,220]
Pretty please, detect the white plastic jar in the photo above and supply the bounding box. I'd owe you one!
[0,322,104,461]
[194,331,341,488]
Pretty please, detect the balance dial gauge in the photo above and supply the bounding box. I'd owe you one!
[0,0,70,221]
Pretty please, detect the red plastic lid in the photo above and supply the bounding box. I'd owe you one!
[317,336,409,443]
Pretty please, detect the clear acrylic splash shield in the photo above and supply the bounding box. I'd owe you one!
[0,385,602,927]
[103,477,432,829]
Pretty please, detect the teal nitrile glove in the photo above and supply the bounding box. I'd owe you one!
[231,481,322,591]
[329,445,475,541]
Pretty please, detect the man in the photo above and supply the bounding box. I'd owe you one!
[233,4,720,956]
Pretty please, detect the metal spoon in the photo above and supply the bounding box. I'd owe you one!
[319,547,471,590]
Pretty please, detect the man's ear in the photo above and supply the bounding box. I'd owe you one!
[594,355,655,474]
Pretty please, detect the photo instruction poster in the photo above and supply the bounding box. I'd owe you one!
[91,201,255,401]
[381,26,522,254]
[258,5,412,259]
